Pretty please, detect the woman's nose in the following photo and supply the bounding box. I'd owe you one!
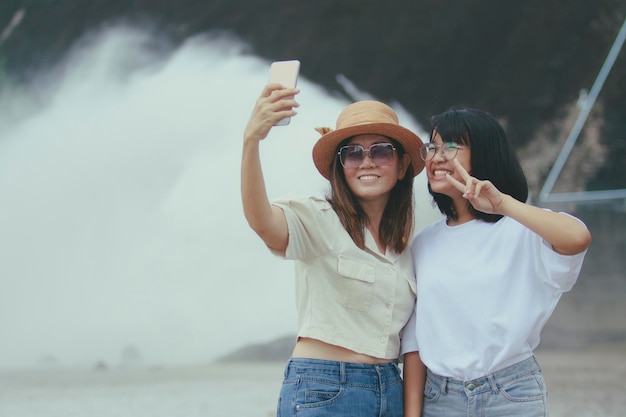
[432,147,447,161]
[359,152,377,167]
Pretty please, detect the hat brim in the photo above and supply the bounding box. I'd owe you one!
[312,123,425,180]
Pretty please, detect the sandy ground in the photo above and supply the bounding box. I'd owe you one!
[535,345,626,417]
[1,345,623,417]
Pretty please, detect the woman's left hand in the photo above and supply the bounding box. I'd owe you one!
[446,158,507,215]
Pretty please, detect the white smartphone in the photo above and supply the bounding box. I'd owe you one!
[268,59,300,126]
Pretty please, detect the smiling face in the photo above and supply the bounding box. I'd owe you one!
[426,131,472,202]
[342,134,409,206]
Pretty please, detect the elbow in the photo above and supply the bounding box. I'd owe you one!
[249,223,289,253]
[575,229,592,253]
[243,212,272,239]
[567,228,592,255]
[247,221,271,241]
[554,227,591,256]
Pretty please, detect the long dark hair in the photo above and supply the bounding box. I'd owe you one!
[327,138,415,253]
[429,107,528,223]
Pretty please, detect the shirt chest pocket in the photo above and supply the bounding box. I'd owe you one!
[335,255,376,312]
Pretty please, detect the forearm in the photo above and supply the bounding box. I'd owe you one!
[403,352,425,417]
[240,84,298,251]
[241,140,272,228]
[240,139,288,251]
[500,195,591,255]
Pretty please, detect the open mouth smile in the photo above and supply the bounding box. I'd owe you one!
[432,169,452,178]
[358,175,380,181]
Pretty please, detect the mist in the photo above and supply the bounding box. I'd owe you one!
[0,25,440,370]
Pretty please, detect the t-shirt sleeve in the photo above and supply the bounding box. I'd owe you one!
[269,193,333,260]
[538,211,589,292]
[399,306,418,358]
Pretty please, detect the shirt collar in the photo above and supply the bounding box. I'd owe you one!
[364,228,400,262]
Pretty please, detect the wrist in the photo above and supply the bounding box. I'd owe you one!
[497,194,515,216]
[243,134,262,148]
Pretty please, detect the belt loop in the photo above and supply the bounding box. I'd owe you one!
[340,362,346,384]
[532,355,542,372]
[487,374,499,394]
[284,360,290,378]
[441,376,448,394]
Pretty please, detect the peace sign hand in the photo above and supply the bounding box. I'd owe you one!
[445,158,507,215]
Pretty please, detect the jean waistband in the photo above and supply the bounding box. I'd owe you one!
[284,357,400,383]
[427,356,542,395]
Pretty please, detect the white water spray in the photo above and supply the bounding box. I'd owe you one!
[0,25,439,369]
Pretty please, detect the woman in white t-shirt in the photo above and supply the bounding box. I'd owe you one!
[242,83,427,417]
[401,107,591,417]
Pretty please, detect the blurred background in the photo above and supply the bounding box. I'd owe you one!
[0,1,625,415]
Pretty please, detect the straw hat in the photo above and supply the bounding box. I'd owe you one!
[312,100,424,179]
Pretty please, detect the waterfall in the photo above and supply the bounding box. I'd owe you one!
[0,24,438,369]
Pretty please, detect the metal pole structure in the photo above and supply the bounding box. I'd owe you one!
[538,18,626,203]
[0,8,26,48]
[542,189,626,203]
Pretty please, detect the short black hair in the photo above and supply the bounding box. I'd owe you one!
[428,107,528,223]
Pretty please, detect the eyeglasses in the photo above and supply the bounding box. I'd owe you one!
[419,142,469,161]
[338,143,397,168]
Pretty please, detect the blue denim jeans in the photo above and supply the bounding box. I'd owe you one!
[422,356,547,417]
[276,358,404,417]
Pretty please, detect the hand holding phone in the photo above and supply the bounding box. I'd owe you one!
[268,60,300,126]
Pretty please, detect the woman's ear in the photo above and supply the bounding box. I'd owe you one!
[397,153,411,180]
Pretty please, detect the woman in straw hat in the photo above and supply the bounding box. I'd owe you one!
[400,107,591,417]
[242,83,426,417]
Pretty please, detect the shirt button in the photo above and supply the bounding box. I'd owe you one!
[380,337,386,343]
[466,383,476,391]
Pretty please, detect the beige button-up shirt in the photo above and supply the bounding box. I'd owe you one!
[271,194,416,360]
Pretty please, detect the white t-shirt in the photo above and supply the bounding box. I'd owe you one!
[271,193,417,360]
[401,214,587,380]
